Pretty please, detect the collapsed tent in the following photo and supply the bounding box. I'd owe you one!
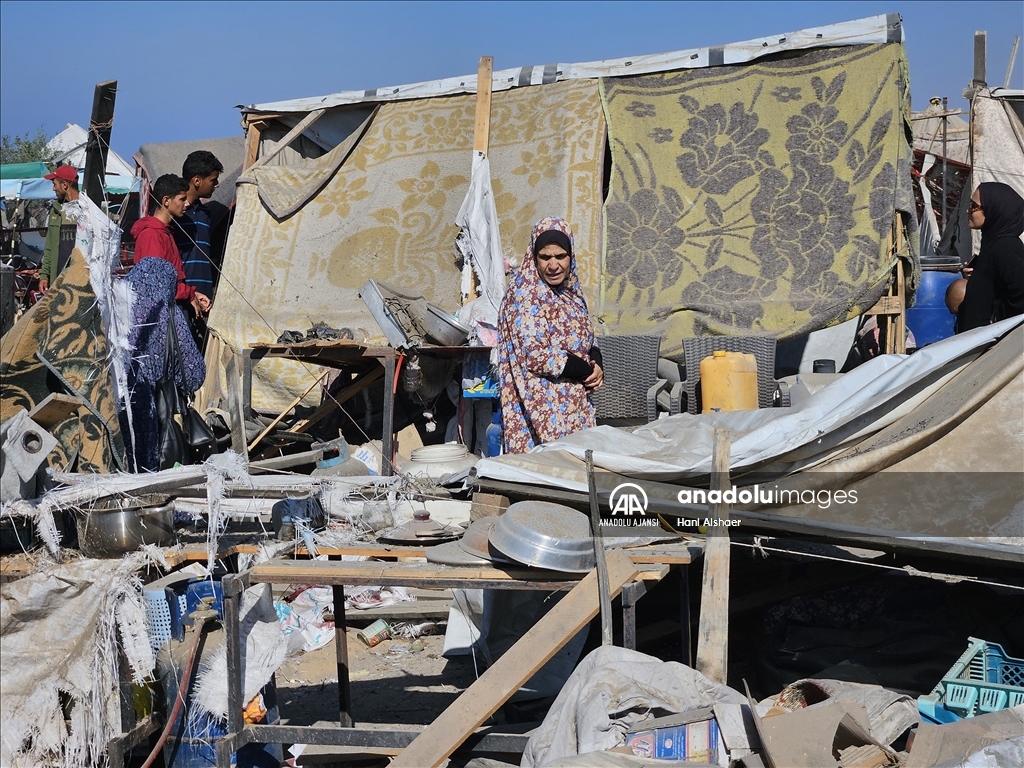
[474,316,1024,559]
[208,13,918,411]
[0,197,128,477]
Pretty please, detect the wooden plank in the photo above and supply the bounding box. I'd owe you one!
[862,296,902,316]
[83,80,117,207]
[470,492,509,522]
[390,550,638,768]
[248,108,327,170]
[243,119,263,170]
[248,372,328,451]
[343,600,452,622]
[301,541,696,565]
[473,56,493,154]
[249,559,583,590]
[224,350,248,455]
[27,393,84,429]
[289,366,383,434]
[695,429,731,685]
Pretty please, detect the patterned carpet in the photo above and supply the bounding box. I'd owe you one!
[600,44,919,358]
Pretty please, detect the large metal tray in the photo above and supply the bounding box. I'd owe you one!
[488,501,595,573]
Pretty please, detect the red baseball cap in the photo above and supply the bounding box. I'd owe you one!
[44,165,78,182]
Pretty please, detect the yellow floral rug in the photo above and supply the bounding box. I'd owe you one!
[600,44,918,358]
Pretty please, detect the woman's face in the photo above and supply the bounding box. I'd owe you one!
[968,189,986,230]
[536,243,571,287]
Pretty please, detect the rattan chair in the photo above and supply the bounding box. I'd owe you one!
[681,335,781,414]
[591,335,669,423]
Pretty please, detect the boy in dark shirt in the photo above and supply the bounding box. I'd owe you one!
[174,150,223,303]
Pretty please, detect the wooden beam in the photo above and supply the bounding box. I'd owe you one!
[248,108,327,171]
[243,119,264,171]
[247,372,328,452]
[83,80,117,207]
[695,429,731,684]
[390,550,638,768]
[28,393,84,430]
[288,366,383,434]
[473,56,493,155]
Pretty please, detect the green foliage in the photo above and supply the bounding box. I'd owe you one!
[0,127,56,165]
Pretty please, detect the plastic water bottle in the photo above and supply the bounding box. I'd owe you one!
[485,408,503,457]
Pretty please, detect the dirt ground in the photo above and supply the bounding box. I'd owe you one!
[275,627,480,728]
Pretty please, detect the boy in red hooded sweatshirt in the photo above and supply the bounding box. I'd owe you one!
[132,174,211,317]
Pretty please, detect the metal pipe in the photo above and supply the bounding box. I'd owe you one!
[942,97,949,232]
[140,614,210,768]
[585,449,613,646]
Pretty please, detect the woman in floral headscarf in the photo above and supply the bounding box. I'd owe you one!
[496,217,603,454]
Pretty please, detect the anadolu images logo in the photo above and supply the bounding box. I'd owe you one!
[609,483,648,516]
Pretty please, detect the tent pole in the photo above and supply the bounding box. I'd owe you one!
[463,56,493,307]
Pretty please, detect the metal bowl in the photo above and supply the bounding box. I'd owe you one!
[458,516,514,564]
[77,494,176,558]
[423,303,471,346]
[488,501,595,573]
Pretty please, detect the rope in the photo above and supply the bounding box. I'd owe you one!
[728,538,1024,592]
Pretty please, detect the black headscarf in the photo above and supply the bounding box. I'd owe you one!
[957,183,1024,332]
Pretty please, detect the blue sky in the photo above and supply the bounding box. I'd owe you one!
[1,1,1021,161]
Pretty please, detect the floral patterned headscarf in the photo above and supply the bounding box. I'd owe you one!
[496,217,596,453]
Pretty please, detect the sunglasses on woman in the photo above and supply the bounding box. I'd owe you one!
[969,201,983,212]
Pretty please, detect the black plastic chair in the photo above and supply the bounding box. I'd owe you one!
[591,335,669,424]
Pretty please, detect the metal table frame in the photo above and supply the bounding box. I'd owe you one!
[214,557,680,766]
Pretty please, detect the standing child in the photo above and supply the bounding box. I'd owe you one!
[132,174,210,317]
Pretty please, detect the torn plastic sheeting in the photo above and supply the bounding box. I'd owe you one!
[522,646,746,767]
[476,316,1024,486]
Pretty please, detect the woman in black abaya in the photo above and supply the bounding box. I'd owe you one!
[957,182,1024,332]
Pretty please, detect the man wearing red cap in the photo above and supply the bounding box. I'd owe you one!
[38,165,80,293]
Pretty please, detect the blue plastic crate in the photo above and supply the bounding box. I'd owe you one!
[918,637,1024,719]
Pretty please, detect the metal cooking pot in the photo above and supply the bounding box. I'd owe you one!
[77,494,176,557]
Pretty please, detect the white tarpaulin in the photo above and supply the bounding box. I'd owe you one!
[476,315,1024,486]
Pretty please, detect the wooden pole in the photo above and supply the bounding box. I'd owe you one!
[473,56,493,155]
[83,80,117,207]
[695,429,731,684]
[248,108,326,171]
[243,119,264,171]
[247,372,328,452]
[463,56,493,306]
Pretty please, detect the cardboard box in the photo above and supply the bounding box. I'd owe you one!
[625,706,726,764]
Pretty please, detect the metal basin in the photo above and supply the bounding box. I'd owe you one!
[77,494,175,558]
[488,501,595,573]
[423,304,471,346]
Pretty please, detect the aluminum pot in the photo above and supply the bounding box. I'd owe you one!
[77,494,176,557]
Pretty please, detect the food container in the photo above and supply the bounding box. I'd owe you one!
[488,501,595,573]
[399,443,477,482]
[356,619,391,647]
[77,494,176,557]
[700,351,758,413]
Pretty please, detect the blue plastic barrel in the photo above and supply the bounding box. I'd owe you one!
[906,267,961,348]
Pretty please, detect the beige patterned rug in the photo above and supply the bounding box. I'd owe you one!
[210,78,605,410]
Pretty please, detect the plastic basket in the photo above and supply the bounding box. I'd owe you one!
[143,574,192,661]
[918,637,1024,719]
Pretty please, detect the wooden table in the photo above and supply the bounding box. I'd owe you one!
[214,543,697,766]
[246,341,476,471]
